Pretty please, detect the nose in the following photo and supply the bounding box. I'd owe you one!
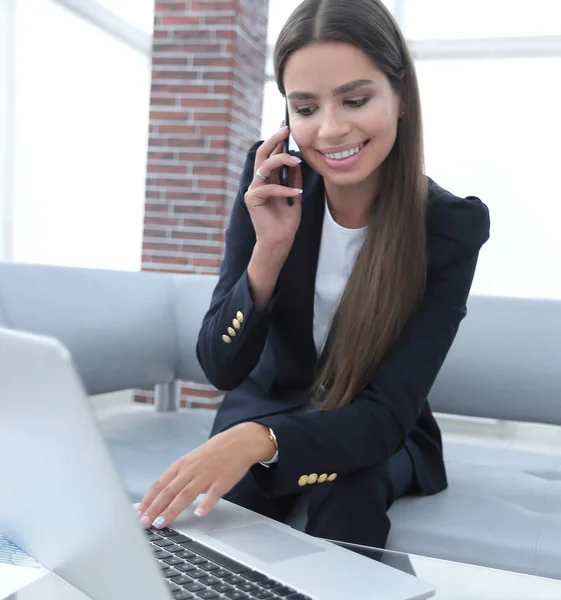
[318,106,351,142]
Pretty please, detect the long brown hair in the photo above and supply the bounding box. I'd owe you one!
[274,0,428,410]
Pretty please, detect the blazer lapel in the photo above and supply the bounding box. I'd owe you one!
[279,163,325,368]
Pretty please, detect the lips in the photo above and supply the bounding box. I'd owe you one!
[316,140,370,171]
[318,140,370,161]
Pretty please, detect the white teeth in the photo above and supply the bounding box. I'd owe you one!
[323,144,364,160]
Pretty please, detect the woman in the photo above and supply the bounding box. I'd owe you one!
[137,0,490,548]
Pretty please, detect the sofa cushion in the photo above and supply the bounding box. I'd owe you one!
[388,441,561,579]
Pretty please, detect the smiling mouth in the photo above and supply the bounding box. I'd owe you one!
[318,140,370,160]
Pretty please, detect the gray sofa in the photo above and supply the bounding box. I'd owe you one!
[1,261,560,579]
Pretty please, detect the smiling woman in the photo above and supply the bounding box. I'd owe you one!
[286,76,379,169]
[137,0,490,551]
[274,9,426,410]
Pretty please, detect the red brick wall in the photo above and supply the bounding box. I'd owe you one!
[137,0,270,408]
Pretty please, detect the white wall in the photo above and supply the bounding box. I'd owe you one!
[11,0,153,271]
[263,1,561,301]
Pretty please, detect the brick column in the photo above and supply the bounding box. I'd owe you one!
[137,0,270,408]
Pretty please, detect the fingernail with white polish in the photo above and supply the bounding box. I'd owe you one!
[290,156,302,163]
[140,515,151,528]
[136,510,143,518]
[194,507,206,518]
[279,126,289,133]
[152,516,166,529]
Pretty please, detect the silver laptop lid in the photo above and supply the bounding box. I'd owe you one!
[0,328,170,600]
[0,327,434,600]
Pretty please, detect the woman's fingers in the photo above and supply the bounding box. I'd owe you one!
[139,471,190,528]
[194,483,224,518]
[250,153,301,189]
[137,464,178,519]
[255,125,290,167]
[245,184,302,207]
[271,140,283,157]
[291,159,303,191]
[247,153,302,196]
[270,122,284,158]
[146,480,202,529]
[270,121,285,158]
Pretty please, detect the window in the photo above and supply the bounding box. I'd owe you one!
[12,0,152,270]
[402,0,561,40]
[96,0,155,35]
[418,56,561,299]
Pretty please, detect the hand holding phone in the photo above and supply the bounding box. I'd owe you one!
[279,102,293,205]
[244,117,303,260]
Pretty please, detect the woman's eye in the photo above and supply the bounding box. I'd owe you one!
[346,97,370,108]
[295,105,317,117]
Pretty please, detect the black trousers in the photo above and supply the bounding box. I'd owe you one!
[223,445,414,549]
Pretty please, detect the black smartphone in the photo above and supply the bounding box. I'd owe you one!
[279,101,293,206]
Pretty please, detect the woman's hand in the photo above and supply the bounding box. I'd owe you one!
[245,125,303,261]
[136,422,276,529]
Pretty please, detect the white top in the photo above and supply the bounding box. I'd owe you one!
[313,198,368,354]
[261,198,367,467]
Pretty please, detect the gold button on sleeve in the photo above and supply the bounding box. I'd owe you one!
[308,473,318,485]
[227,327,236,337]
[298,475,309,487]
[232,318,241,330]
[327,473,337,482]
[221,335,232,344]
[236,311,244,323]
[318,474,328,484]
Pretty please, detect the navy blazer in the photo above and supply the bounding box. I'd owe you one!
[197,141,490,499]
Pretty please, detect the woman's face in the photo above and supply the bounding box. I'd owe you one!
[283,41,402,189]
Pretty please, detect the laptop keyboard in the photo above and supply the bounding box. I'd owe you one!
[144,526,313,600]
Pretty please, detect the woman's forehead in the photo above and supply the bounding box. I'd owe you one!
[283,42,384,93]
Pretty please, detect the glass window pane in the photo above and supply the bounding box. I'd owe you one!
[403,0,561,40]
[262,80,285,138]
[268,0,305,44]
[96,0,155,35]
[14,0,151,270]
[418,57,561,300]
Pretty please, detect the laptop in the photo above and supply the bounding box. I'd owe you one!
[0,328,435,600]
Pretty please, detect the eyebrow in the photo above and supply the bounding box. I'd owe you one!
[287,79,375,101]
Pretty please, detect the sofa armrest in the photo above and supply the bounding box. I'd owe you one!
[430,295,561,426]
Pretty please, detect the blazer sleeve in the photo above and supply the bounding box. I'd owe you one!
[196,141,275,391]
[251,195,491,497]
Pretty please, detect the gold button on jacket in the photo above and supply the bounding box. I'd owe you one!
[227,327,236,337]
[318,473,328,484]
[308,473,318,485]
[327,473,338,482]
[232,318,241,330]
[222,335,232,344]
[298,475,309,487]
[236,311,244,323]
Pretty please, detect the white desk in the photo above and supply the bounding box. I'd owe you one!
[0,535,87,599]
[0,535,48,599]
